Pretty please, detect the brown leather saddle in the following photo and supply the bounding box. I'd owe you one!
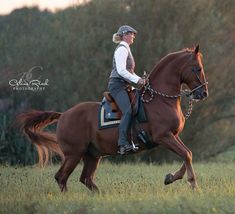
[103,86,137,118]
[99,87,147,129]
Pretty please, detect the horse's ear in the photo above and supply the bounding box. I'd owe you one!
[195,44,200,54]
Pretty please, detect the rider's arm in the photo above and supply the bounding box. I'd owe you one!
[114,46,141,84]
[132,72,141,79]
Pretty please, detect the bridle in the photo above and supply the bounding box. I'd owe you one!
[141,64,208,120]
[190,65,208,96]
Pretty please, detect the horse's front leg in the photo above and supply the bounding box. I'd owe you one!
[164,136,192,185]
[164,163,186,185]
[159,133,198,189]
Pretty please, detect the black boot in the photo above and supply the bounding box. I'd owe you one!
[118,144,133,155]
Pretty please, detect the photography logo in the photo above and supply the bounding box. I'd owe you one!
[9,66,49,91]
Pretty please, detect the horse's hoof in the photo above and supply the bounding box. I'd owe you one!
[189,182,200,190]
[91,187,100,194]
[59,184,67,193]
[164,173,174,185]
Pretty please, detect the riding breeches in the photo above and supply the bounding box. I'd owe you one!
[108,78,132,146]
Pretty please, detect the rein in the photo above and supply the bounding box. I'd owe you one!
[140,53,208,120]
[141,79,194,120]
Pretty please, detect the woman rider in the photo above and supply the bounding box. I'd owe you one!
[108,25,146,155]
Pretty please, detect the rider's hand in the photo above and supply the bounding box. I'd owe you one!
[137,78,146,86]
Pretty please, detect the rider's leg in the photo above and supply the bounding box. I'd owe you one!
[115,89,132,146]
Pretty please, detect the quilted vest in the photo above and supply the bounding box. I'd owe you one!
[109,44,135,82]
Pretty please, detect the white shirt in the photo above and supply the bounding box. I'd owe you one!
[114,41,141,84]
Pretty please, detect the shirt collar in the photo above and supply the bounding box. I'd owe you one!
[120,41,130,49]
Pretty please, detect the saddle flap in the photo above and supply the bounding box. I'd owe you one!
[103,91,119,112]
[101,97,121,120]
[103,92,114,103]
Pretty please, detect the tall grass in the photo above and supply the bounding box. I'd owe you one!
[1,161,235,214]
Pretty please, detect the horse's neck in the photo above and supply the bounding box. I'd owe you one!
[149,53,186,95]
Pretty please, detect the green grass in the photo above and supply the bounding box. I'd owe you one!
[1,161,235,214]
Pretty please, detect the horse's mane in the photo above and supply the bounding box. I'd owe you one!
[182,47,194,52]
[183,47,203,57]
[149,47,202,74]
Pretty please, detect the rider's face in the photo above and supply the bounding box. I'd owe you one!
[123,32,136,45]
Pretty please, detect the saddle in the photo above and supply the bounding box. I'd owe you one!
[103,86,137,119]
[98,86,147,130]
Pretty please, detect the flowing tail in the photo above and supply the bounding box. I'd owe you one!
[15,110,65,167]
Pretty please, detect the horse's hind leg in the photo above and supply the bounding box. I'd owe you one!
[80,153,101,192]
[55,154,82,192]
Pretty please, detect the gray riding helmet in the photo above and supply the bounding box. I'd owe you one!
[116,25,137,36]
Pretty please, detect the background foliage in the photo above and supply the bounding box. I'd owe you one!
[0,0,234,165]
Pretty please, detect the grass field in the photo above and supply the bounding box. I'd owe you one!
[1,161,235,214]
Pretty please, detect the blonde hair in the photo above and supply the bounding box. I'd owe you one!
[112,33,122,43]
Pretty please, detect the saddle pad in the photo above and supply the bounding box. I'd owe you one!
[98,104,121,129]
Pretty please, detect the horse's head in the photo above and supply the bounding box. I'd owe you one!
[181,45,208,100]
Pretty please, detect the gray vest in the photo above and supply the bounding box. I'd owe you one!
[109,44,135,82]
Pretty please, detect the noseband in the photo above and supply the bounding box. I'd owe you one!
[190,65,208,96]
[141,65,208,120]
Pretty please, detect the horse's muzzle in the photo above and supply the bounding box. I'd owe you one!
[192,87,208,100]
[191,82,209,100]
[193,89,208,100]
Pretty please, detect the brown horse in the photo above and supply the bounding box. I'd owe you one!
[16,45,208,192]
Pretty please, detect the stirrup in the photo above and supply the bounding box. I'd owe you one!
[131,141,139,151]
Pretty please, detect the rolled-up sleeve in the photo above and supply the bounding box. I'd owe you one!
[114,47,140,84]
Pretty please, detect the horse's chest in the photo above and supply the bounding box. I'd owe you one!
[150,109,184,135]
[168,114,184,133]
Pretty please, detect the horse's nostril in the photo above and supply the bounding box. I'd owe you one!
[202,91,208,98]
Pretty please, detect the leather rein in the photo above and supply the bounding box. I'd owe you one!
[141,66,208,120]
